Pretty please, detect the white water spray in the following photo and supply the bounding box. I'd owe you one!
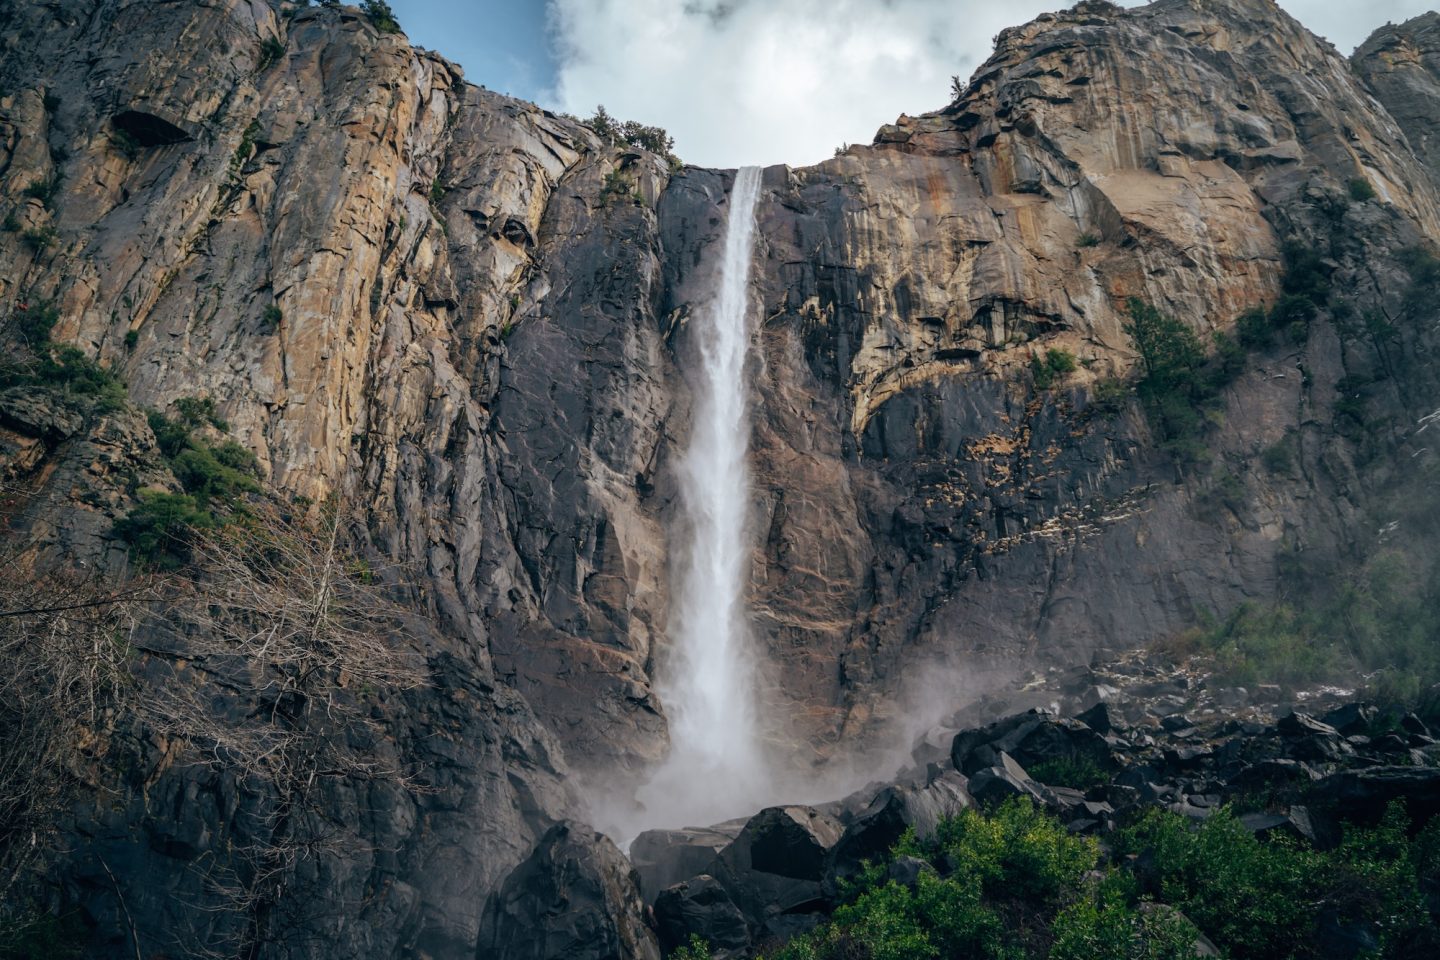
[635,166,767,831]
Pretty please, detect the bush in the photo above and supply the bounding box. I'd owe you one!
[261,304,282,330]
[1089,375,1131,416]
[1028,755,1108,790]
[173,395,228,431]
[1115,804,1438,959]
[257,36,285,70]
[1349,177,1377,202]
[1076,232,1100,248]
[670,936,710,960]
[1031,348,1078,390]
[21,226,57,252]
[21,174,60,207]
[113,491,217,569]
[360,0,400,34]
[1051,872,1202,960]
[123,329,139,351]
[6,299,60,345]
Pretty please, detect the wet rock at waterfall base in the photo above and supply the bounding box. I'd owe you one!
[830,772,972,879]
[631,819,746,901]
[653,875,751,957]
[478,822,660,960]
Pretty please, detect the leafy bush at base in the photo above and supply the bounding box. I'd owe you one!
[767,799,1107,960]
[1116,804,1439,960]
[1051,872,1201,960]
[760,799,1440,960]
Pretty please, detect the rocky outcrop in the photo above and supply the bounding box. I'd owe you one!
[477,822,660,960]
[1355,13,1440,191]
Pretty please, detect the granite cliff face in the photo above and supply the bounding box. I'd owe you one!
[3,0,1440,955]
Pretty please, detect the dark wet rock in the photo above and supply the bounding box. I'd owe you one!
[951,711,1114,779]
[477,822,660,960]
[830,772,971,878]
[1279,712,1343,739]
[1322,703,1378,736]
[1161,714,1194,732]
[1229,759,1320,789]
[1240,807,1317,845]
[886,856,937,887]
[968,752,1050,808]
[631,821,745,901]
[699,806,844,941]
[653,876,750,957]
[1075,701,1114,735]
[1313,767,1440,827]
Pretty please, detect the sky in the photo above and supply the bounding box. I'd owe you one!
[391,0,1439,169]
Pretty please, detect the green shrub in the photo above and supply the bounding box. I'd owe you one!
[1027,755,1108,790]
[123,329,139,351]
[21,226,58,252]
[360,0,401,33]
[257,36,285,70]
[22,174,60,207]
[1348,177,1377,202]
[1051,872,1203,960]
[1116,804,1438,959]
[147,410,191,459]
[1089,376,1130,416]
[1116,807,1321,958]
[1031,348,1078,391]
[585,105,680,168]
[32,346,126,413]
[932,798,1099,905]
[169,444,259,505]
[113,491,217,569]
[598,168,635,208]
[7,299,60,345]
[1,211,18,232]
[173,395,227,431]
[261,304,282,330]
[1076,232,1100,248]
[670,936,710,960]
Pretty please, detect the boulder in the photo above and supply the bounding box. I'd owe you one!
[952,711,1114,778]
[1075,701,1114,735]
[706,806,844,940]
[653,875,750,957]
[1321,703,1377,736]
[477,822,660,960]
[967,752,1051,808]
[630,820,745,900]
[830,772,971,878]
[1313,766,1440,827]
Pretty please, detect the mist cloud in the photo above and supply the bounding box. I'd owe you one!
[547,0,1437,169]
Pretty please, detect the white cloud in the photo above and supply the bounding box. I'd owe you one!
[547,0,1437,169]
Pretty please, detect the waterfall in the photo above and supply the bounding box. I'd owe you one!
[635,166,767,831]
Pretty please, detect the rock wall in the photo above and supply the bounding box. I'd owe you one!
[3,0,1440,955]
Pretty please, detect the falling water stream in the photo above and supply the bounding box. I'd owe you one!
[632,166,768,832]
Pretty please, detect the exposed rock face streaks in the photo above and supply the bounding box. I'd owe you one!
[4,0,1440,954]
